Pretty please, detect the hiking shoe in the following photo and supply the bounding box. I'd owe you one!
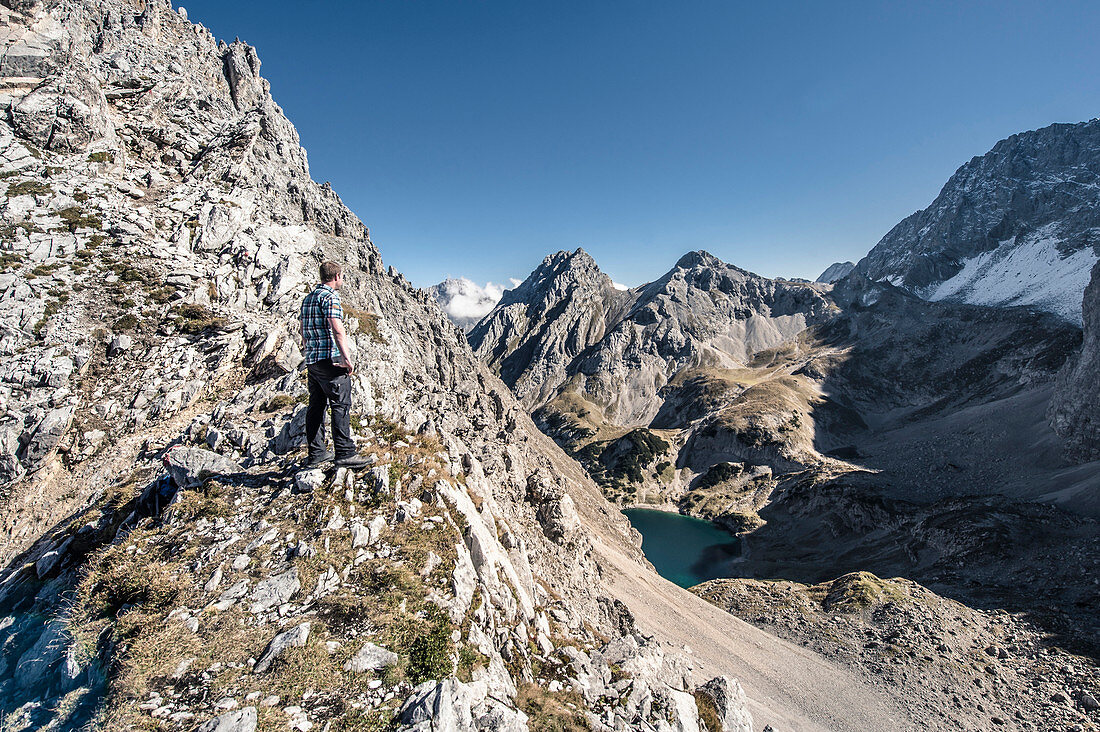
[306,451,335,467]
[334,454,371,469]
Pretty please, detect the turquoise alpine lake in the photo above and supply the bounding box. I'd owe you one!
[622,508,741,588]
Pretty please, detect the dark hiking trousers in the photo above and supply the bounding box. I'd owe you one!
[305,359,355,460]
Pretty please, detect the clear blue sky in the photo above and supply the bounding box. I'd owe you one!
[181,1,1100,288]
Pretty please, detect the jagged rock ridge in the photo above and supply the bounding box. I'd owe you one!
[855,118,1100,323]
[471,248,835,427]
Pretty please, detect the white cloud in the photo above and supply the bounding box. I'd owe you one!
[428,277,510,330]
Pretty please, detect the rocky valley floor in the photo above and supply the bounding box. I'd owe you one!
[694,573,1100,731]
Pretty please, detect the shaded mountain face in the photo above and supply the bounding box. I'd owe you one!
[472,246,1089,511]
[1050,260,1100,466]
[469,248,634,408]
[855,119,1100,323]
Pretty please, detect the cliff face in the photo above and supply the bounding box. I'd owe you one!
[0,2,773,730]
[1050,259,1100,463]
[855,119,1100,323]
[468,249,631,409]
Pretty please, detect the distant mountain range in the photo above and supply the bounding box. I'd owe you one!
[461,120,1100,651]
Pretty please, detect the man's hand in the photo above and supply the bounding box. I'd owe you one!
[329,315,355,375]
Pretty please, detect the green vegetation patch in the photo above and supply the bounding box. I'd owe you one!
[0,252,23,271]
[6,179,52,197]
[345,305,383,343]
[696,461,744,491]
[87,151,114,164]
[57,206,103,232]
[262,394,296,412]
[170,303,227,334]
[76,529,185,619]
[575,428,670,493]
[146,286,177,303]
[694,689,723,732]
[515,683,590,731]
[821,572,909,613]
[111,313,141,331]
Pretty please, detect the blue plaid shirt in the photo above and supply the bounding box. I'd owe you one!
[300,284,343,364]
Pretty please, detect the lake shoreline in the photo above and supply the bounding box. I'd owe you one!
[621,507,742,588]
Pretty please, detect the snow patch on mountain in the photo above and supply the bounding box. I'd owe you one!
[925,231,1098,324]
[428,277,508,331]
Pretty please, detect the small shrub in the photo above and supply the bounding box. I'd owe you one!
[87,151,114,164]
[515,683,590,731]
[404,609,453,684]
[112,314,140,331]
[147,286,176,303]
[7,180,51,197]
[0,253,22,271]
[112,264,148,283]
[57,206,103,232]
[167,489,232,521]
[694,690,722,732]
[263,394,295,412]
[29,263,59,278]
[171,303,227,334]
[73,189,90,203]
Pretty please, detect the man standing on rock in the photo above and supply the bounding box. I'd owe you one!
[299,261,369,469]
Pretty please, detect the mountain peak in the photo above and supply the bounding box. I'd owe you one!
[855,118,1100,323]
[674,250,724,270]
[816,262,856,284]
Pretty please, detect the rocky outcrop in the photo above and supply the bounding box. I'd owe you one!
[1050,259,1100,461]
[855,118,1100,323]
[695,572,1100,731]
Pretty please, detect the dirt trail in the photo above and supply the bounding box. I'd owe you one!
[594,537,914,732]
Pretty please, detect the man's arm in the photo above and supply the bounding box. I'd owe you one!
[329,316,354,374]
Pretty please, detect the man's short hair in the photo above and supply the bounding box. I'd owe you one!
[320,261,341,283]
